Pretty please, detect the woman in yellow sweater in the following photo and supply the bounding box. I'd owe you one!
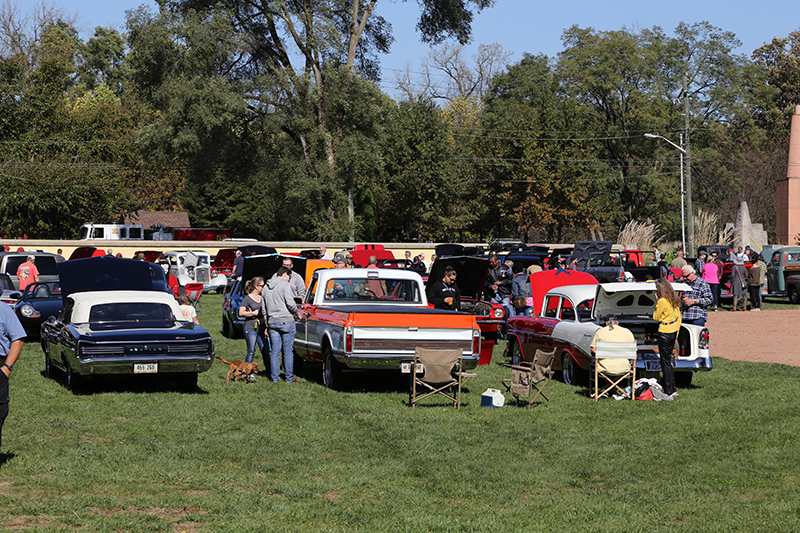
[652,277,681,397]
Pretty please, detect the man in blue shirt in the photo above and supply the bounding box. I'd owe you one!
[1,303,26,452]
[680,265,713,326]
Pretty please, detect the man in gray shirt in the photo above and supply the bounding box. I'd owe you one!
[262,267,299,382]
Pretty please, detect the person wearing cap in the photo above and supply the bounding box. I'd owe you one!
[232,250,244,279]
[694,250,707,276]
[16,255,39,291]
[680,264,713,326]
[730,253,749,311]
[590,314,635,377]
[333,253,347,268]
[345,252,355,268]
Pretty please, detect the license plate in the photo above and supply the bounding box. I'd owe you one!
[134,363,158,374]
[645,361,662,372]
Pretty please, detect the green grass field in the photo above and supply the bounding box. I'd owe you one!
[1,294,799,532]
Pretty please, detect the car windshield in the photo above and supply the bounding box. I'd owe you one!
[89,302,176,322]
[321,278,422,303]
[24,282,61,299]
[5,256,61,276]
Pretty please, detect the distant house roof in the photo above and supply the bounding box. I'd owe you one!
[123,211,191,229]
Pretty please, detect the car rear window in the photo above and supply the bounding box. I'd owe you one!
[89,302,176,322]
[4,256,61,276]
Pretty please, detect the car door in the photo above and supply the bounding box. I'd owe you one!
[766,251,781,292]
[294,277,316,357]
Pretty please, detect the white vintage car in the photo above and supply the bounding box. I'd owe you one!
[163,250,228,293]
[505,281,712,388]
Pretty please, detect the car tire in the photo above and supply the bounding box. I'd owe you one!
[293,353,304,376]
[322,344,342,390]
[789,287,800,305]
[675,372,693,388]
[562,351,587,386]
[510,340,523,366]
[222,316,231,338]
[66,368,85,392]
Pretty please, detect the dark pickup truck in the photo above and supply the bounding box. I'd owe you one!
[569,242,660,282]
[584,251,661,282]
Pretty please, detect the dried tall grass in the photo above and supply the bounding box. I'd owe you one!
[617,220,660,249]
[694,208,731,246]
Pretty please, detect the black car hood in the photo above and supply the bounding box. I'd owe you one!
[58,256,159,302]
[241,255,308,285]
[427,256,488,299]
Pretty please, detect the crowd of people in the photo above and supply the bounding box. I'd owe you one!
[669,246,767,312]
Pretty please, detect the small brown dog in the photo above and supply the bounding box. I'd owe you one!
[216,356,259,383]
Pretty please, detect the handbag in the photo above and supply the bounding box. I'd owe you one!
[513,296,527,310]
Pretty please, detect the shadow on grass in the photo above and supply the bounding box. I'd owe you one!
[39,370,209,396]
[297,362,482,397]
[0,452,15,468]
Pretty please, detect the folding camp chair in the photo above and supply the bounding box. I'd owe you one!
[591,341,637,401]
[410,348,465,409]
[184,283,204,312]
[499,347,556,408]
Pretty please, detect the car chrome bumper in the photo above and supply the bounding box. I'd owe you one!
[71,355,214,376]
[343,353,480,371]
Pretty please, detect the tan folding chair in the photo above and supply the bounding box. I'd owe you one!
[592,341,637,401]
[410,348,464,409]
[499,347,556,408]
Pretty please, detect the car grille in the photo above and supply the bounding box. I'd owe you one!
[195,266,211,285]
[80,341,211,357]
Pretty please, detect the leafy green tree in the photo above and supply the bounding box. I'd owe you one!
[379,98,464,241]
[556,23,751,241]
[140,0,493,240]
[480,53,607,242]
[0,19,146,238]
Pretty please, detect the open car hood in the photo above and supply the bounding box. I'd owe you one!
[591,281,692,319]
[58,256,162,302]
[242,255,308,285]
[184,250,201,267]
[428,256,489,299]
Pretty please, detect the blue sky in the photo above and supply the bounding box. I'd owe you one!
[58,0,800,95]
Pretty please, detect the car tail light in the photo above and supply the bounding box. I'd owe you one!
[472,329,481,356]
[699,328,709,350]
[345,326,353,353]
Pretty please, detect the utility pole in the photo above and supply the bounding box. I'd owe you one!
[684,74,693,255]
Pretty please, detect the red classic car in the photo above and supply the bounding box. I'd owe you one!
[505,274,712,387]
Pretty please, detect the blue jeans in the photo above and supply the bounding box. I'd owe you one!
[244,326,266,364]
[268,321,296,382]
[684,317,706,327]
[491,294,514,321]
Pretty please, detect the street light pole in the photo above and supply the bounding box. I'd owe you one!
[645,133,687,255]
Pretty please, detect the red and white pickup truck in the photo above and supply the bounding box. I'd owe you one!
[294,268,481,389]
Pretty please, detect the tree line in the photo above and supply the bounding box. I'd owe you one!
[1,1,798,251]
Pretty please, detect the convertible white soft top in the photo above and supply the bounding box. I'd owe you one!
[69,290,182,323]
